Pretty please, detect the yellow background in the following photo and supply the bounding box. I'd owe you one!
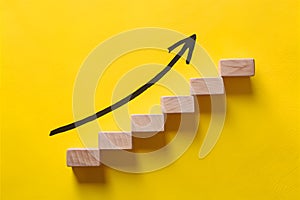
[1,0,299,199]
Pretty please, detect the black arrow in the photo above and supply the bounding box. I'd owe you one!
[50,34,196,136]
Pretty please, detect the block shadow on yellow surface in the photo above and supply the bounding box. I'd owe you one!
[72,166,106,184]
[223,77,253,95]
[130,132,166,152]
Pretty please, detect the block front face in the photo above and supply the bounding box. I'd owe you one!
[190,77,224,95]
[219,58,255,77]
[131,114,164,132]
[161,96,194,113]
[99,132,132,149]
[66,148,100,167]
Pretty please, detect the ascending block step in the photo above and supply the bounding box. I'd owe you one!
[161,96,194,113]
[99,132,132,149]
[219,58,255,77]
[67,148,100,167]
[190,77,224,95]
[131,114,164,132]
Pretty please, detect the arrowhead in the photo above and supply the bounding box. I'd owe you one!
[168,34,196,64]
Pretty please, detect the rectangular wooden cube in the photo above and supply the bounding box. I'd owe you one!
[131,114,164,132]
[99,131,132,149]
[190,77,224,95]
[219,58,255,76]
[161,96,194,113]
[67,148,100,167]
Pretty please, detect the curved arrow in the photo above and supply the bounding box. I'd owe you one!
[50,34,196,136]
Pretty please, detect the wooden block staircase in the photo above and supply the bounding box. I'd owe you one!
[67,58,255,167]
[190,77,224,95]
[161,96,194,113]
[131,114,165,132]
[99,131,132,150]
[67,148,100,167]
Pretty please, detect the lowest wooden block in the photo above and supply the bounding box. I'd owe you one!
[67,148,100,167]
[219,58,255,77]
[190,77,224,95]
[161,96,194,113]
[131,114,164,132]
[99,131,132,149]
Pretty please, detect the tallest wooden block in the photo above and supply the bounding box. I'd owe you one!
[219,58,255,77]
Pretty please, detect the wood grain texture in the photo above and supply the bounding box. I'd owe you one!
[99,131,132,149]
[219,58,255,76]
[190,77,224,95]
[131,114,164,132]
[161,96,194,113]
[66,148,100,167]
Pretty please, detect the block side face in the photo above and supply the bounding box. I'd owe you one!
[161,96,194,113]
[99,132,132,149]
[67,149,100,167]
[190,78,224,95]
[131,114,164,132]
[219,58,255,77]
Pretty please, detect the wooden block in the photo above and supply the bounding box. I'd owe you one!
[219,58,255,76]
[131,114,164,132]
[161,96,194,113]
[190,77,224,95]
[66,148,100,167]
[99,131,132,149]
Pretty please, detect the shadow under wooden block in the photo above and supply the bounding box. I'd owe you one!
[196,95,211,113]
[72,166,106,184]
[130,132,166,153]
[164,114,181,132]
[100,149,138,170]
[196,94,226,114]
[164,113,199,133]
[223,77,253,95]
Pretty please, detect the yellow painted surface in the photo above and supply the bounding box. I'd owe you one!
[1,0,299,199]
